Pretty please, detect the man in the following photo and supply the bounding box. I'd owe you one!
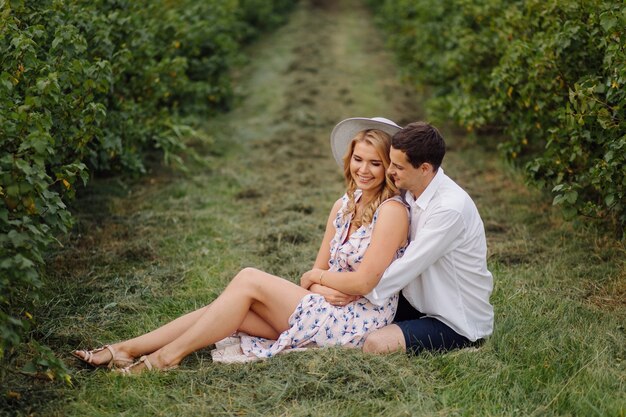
[362,121,494,354]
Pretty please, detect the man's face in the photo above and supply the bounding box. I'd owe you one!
[387,147,432,196]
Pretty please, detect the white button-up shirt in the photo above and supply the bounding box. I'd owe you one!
[367,168,494,341]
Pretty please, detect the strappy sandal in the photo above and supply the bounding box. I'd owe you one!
[71,345,134,369]
[115,355,178,375]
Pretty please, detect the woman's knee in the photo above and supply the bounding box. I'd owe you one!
[231,267,273,294]
[232,267,261,283]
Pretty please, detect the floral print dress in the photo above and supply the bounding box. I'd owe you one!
[211,191,408,363]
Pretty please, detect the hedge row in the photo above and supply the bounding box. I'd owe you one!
[368,0,625,234]
[0,0,295,376]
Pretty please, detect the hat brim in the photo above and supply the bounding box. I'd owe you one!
[330,117,402,167]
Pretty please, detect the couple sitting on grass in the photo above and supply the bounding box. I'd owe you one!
[73,117,494,374]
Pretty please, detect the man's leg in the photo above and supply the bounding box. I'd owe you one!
[363,318,476,354]
[364,293,478,354]
[362,324,406,353]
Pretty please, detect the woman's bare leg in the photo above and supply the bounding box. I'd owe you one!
[238,310,281,340]
[136,267,309,370]
[119,305,280,358]
[74,273,284,365]
[73,305,210,365]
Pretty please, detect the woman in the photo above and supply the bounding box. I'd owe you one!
[72,117,409,373]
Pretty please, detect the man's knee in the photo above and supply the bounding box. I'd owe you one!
[362,332,387,354]
[362,325,406,354]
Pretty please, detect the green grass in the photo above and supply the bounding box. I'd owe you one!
[2,0,624,416]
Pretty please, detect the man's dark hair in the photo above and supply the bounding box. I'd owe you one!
[392,122,446,170]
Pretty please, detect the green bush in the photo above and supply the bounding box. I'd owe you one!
[369,0,625,234]
[0,0,295,379]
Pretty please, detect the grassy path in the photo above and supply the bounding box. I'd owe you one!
[4,0,624,416]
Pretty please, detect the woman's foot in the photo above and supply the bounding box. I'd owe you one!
[116,352,178,375]
[71,344,134,369]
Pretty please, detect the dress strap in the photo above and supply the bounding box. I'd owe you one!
[371,195,409,225]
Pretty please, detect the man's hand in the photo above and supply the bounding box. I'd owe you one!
[309,284,361,306]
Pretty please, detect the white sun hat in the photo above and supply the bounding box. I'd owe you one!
[330,117,402,167]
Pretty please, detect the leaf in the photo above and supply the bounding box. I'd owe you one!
[51,36,63,49]
[600,14,617,32]
[14,159,33,175]
[0,72,14,91]
[566,190,578,204]
[597,108,612,129]
[5,184,20,198]
[604,150,614,162]
[79,169,89,186]
[562,205,577,220]
[553,194,566,206]
[552,184,565,192]
[21,361,37,374]
[36,78,49,93]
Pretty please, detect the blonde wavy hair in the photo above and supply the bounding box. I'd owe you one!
[342,129,399,228]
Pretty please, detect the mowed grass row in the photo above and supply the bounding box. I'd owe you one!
[2,0,624,416]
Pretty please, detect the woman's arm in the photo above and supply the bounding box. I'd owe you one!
[301,200,409,295]
[311,198,343,270]
[306,198,360,305]
[308,283,360,305]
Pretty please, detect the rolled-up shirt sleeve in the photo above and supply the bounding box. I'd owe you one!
[366,207,465,305]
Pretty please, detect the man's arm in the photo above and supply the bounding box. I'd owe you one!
[366,207,465,304]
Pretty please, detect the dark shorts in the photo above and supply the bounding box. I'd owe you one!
[393,293,483,354]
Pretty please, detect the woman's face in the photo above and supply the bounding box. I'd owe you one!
[350,141,386,194]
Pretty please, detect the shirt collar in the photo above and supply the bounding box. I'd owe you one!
[405,168,445,211]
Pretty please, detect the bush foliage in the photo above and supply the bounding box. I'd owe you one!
[0,0,295,378]
[368,0,625,233]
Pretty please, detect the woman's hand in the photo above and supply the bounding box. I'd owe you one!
[309,284,361,306]
[300,268,323,290]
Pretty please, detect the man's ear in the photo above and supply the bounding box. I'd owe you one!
[421,162,434,174]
